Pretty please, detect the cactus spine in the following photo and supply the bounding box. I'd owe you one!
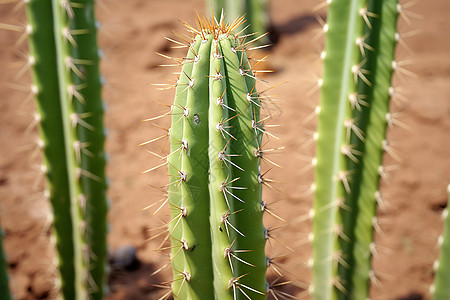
[166,16,267,299]
[312,0,399,298]
[24,0,107,299]
[432,185,450,300]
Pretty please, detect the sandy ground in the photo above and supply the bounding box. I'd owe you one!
[0,0,449,299]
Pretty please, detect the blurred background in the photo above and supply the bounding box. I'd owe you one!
[0,0,449,299]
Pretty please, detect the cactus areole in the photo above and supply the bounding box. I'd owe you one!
[166,15,267,299]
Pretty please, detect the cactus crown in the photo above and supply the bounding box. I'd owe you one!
[185,13,246,38]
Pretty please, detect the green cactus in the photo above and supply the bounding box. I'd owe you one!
[0,225,11,300]
[164,16,267,299]
[24,1,107,299]
[431,185,450,300]
[312,0,399,298]
[208,0,270,45]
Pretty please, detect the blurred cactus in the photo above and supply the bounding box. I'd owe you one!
[208,0,271,45]
[163,15,268,299]
[0,226,11,300]
[24,0,108,299]
[312,0,399,298]
[431,185,450,300]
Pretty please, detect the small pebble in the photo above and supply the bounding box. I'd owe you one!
[109,245,139,270]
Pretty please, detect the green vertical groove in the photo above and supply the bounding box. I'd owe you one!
[25,0,107,299]
[352,1,398,298]
[433,185,450,299]
[338,0,382,297]
[52,1,88,297]
[25,1,75,298]
[167,36,202,299]
[0,226,11,300]
[208,38,234,299]
[221,38,266,300]
[313,0,363,298]
[71,1,108,298]
[167,19,266,299]
[181,36,214,298]
[314,0,399,299]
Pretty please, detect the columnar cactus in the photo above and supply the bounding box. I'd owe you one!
[312,0,399,298]
[24,1,107,299]
[165,15,267,299]
[431,185,450,300]
[0,225,11,300]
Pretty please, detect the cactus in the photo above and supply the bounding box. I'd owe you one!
[162,15,267,299]
[208,0,270,45]
[431,184,450,300]
[312,0,399,298]
[0,225,11,300]
[23,0,108,299]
